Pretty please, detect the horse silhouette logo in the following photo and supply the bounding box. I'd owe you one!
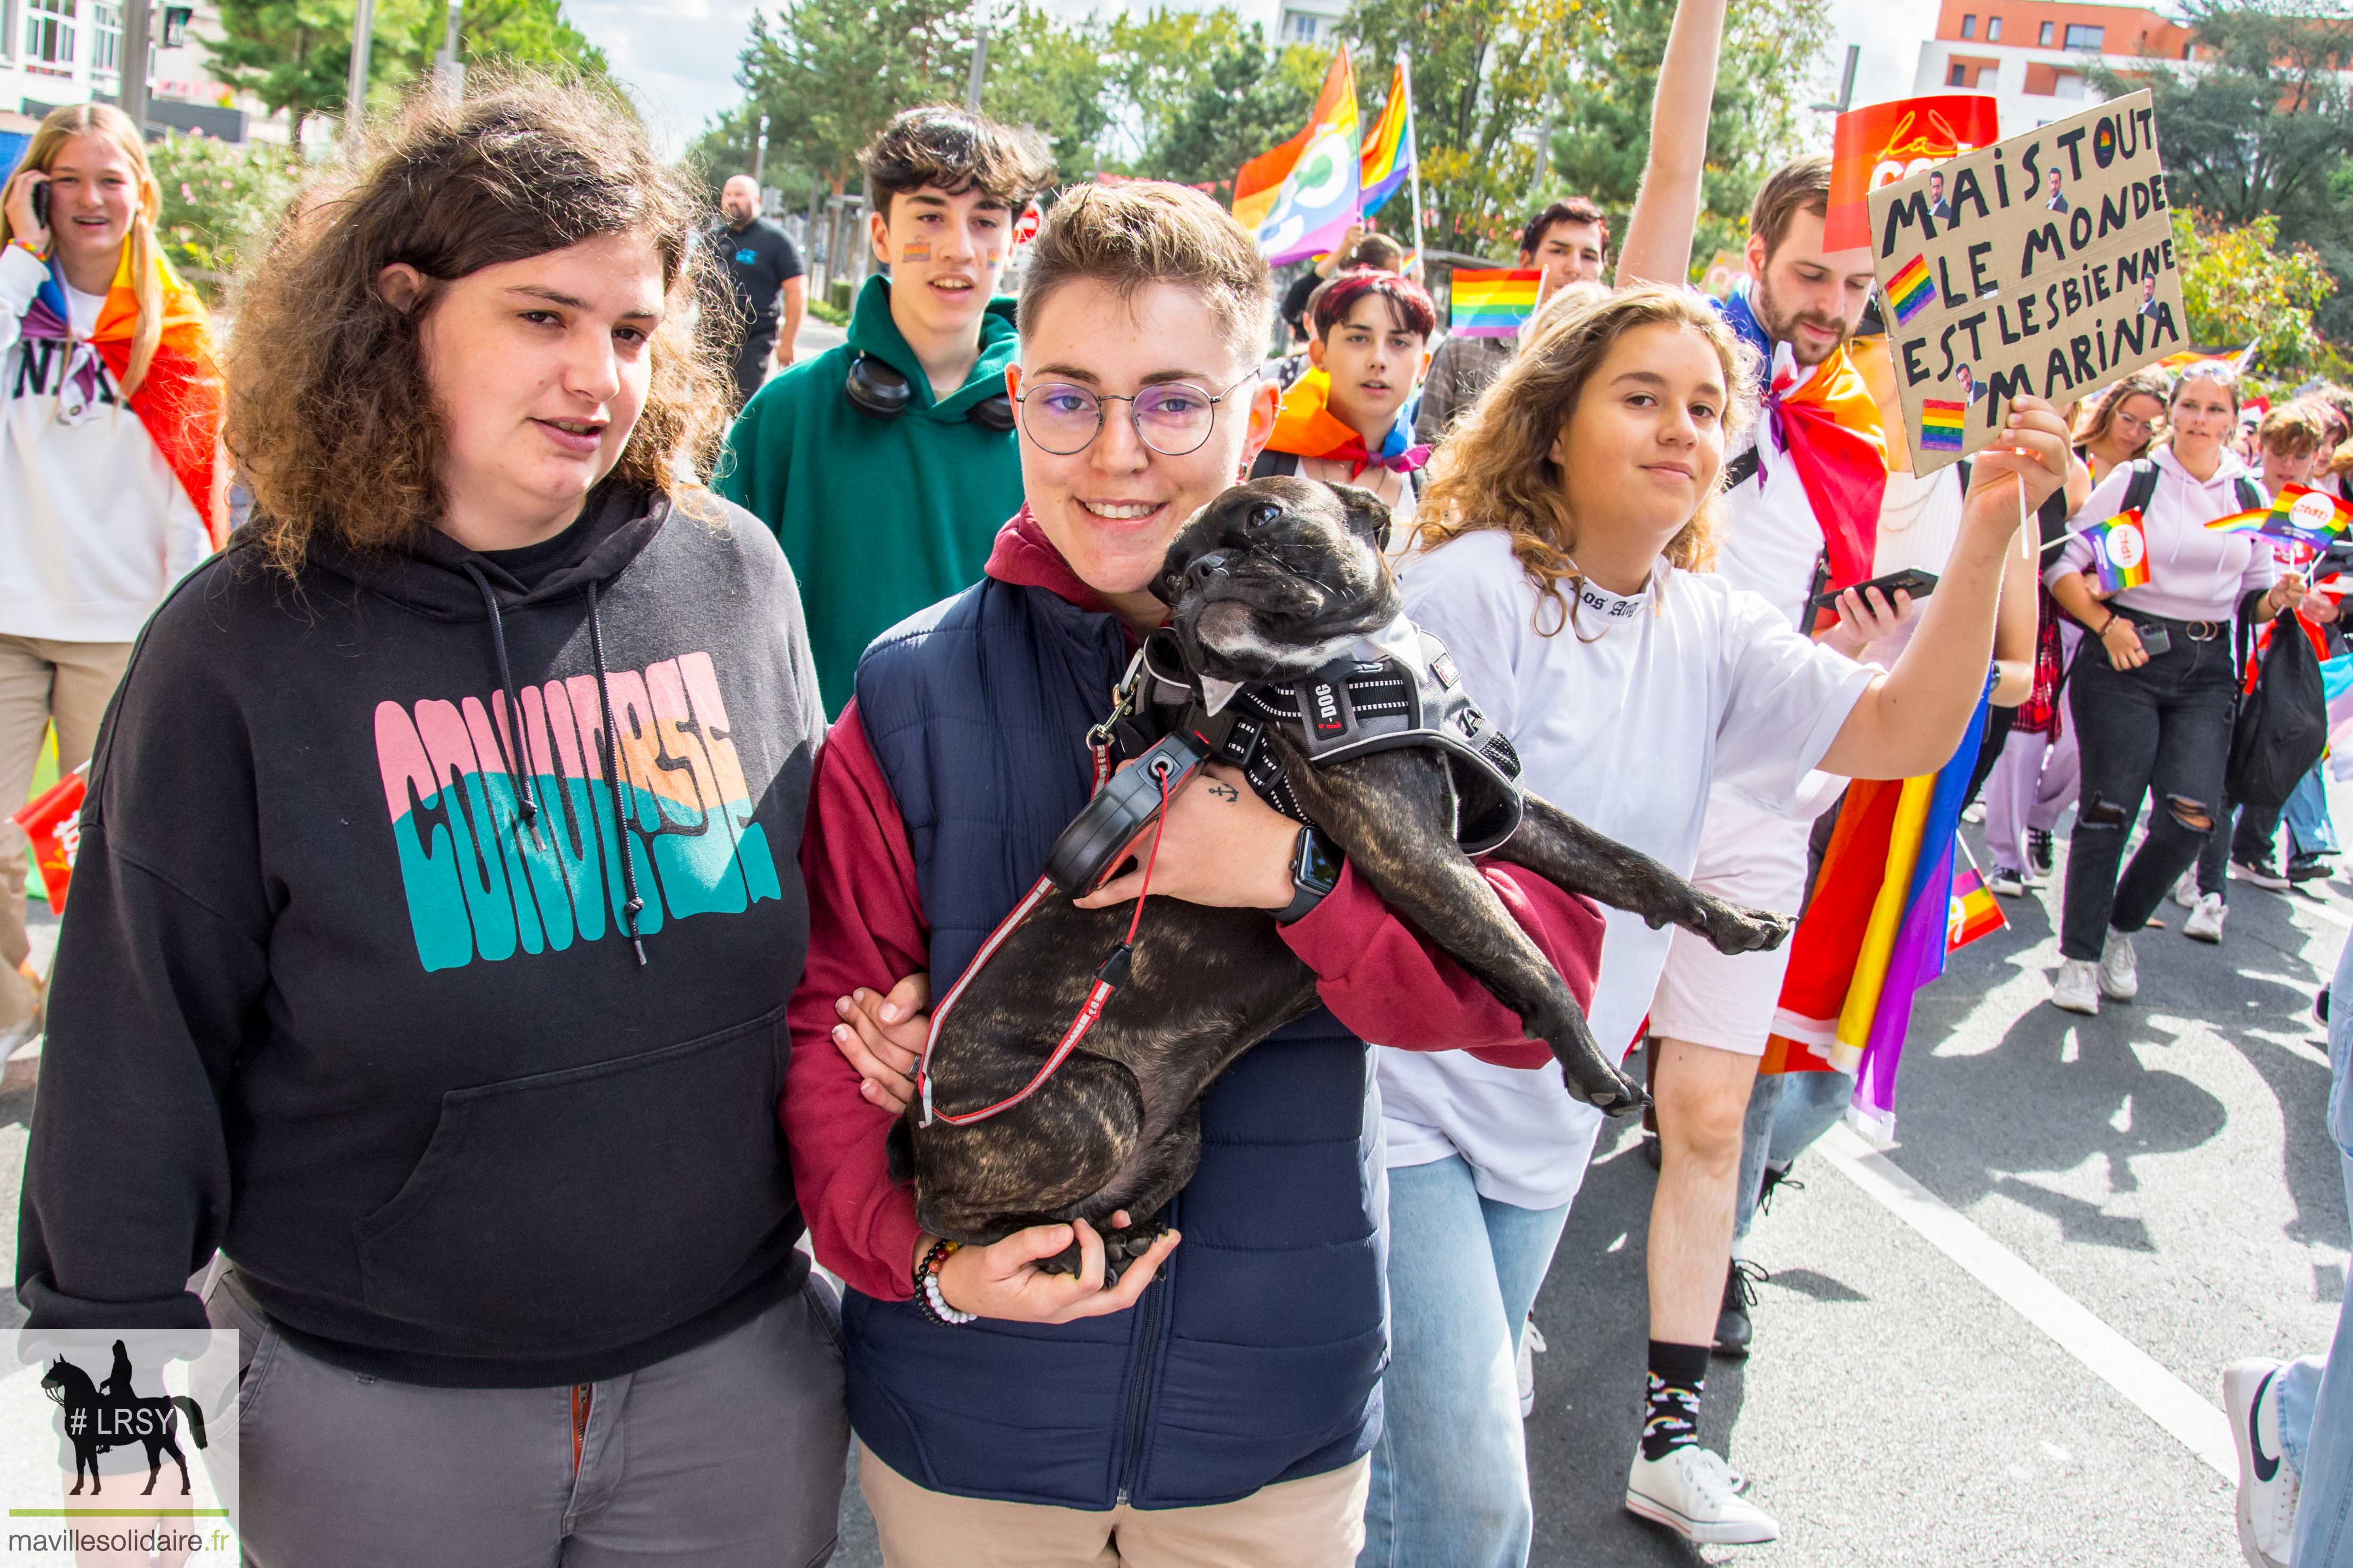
[39,1339,208,1496]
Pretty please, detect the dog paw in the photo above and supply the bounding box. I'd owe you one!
[1560,1058,1650,1119]
[1693,898,1795,955]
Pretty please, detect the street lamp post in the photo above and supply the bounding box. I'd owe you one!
[346,0,376,138]
[119,0,152,135]
[965,1,991,112]
[436,0,466,101]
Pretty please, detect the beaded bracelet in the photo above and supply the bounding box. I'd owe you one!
[911,1237,973,1327]
[6,238,44,261]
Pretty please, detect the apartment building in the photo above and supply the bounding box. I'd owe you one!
[0,0,246,141]
[1912,0,2197,129]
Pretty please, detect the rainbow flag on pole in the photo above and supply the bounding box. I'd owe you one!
[1762,682,1994,1140]
[1448,269,1541,337]
[2209,483,2353,552]
[1359,59,1416,219]
[1946,845,2007,953]
[1919,399,1966,452]
[2081,508,2152,593]
[1887,254,1936,325]
[1232,49,1360,265]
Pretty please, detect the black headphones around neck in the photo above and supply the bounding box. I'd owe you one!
[844,352,1016,431]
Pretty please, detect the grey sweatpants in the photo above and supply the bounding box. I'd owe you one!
[207,1268,848,1567]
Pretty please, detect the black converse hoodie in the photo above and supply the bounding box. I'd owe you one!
[18,483,826,1387]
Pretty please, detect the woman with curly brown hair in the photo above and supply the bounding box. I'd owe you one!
[16,79,847,1565]
[1364,283,2070,1559]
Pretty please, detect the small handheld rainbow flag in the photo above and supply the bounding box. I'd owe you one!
[1919,398,1966,452]
[2081,508,2151,593]
[1887,254,1936,325]
[1449,269,1541,337]
[2271,483,2353,547]
[1946,863,2006,954]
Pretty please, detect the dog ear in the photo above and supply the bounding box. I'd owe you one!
[1326,483,1392,552]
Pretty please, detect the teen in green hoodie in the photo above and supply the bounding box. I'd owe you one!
[717,105,1050,714]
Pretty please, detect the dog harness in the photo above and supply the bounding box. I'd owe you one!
[913,613,1525,1129]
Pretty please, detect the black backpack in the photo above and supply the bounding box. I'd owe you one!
[2228,609,2330,810]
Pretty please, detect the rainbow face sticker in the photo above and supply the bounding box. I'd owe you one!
[900,238,933,264]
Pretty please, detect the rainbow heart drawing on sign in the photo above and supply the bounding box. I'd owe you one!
[1919,398,1966,451]
[1887,254,1936,326]
[2082,508,2151,593]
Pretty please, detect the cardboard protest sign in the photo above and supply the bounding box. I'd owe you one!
[1867,90,2182,474]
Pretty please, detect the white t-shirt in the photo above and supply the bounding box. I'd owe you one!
[1375,529,1880,1208]
[1713,351,1835,629]
[0,243,209,643]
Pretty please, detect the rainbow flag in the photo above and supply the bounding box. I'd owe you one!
[1887,254,1936,325]
[1762,682,1995,1139]
[1946,852,2006,953]
[2081,508,2152,593]
[1449,268,1541,337]
[1232,49,1360,265]
[1919,398,1966,452]
[1359,59,1416,220]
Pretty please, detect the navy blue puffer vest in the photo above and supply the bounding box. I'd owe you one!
[844,574,1386,1510]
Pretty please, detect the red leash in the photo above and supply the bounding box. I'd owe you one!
[917,745,1174,1129]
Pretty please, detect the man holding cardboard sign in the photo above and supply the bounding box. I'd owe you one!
[1867,90,2186,474]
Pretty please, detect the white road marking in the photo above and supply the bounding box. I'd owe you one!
[1819,1122,2235,1480]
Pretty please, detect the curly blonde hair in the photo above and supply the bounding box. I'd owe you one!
[226,74,728,574]
[1413,284,1756,634]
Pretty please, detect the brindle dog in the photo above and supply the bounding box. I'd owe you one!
[892,477,1793,1275]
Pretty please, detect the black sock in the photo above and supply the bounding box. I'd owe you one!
[1642,1339,1710,1461]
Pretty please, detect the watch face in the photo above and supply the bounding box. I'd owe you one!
[1299,827,1342,892]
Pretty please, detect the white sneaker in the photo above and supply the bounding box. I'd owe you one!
[2225,1359,2299,1568]
[2186,892,2228,944]
[1518,1318,1544,1418]
[2173,871,2202,909]
[2052,958,2100,1015]
[2098,929,2139,1000]
[1961,801,1986,824]
[1626,1444,1780,1545]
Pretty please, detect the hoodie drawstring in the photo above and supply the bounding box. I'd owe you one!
[585,579,649,966]
[461,562,647,967]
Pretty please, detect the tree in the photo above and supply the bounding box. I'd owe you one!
[977,6,1115,175]
[1343,0,1615,256]
[1108,12,1325,193]
[150,134,308,296]
[2090,0,2353,337]
[2171,207,2338,374]
[207,0,419,150]
[1548,0,1833,267]
[734,0,970,196]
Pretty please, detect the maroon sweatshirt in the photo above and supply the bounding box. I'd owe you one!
[781,512,1603,1301]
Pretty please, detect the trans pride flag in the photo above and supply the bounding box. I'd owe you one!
[1233,49,1360,265]
[1358,59,1416,219]
[1761,682,1995,1139]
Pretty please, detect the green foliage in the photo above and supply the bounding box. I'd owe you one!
[150,133,308,294]
[1549,0,1833,267]
[1109,12,1327,192]
[2093,0,2353,341]
[2171,207,2337,375]
[976,6,1114,175]
[730,0,970,194]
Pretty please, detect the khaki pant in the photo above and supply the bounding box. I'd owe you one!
[859,1442,1369,1568]
[0,635,133,1034]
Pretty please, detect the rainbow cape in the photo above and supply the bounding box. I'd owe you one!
[1762,681,1994,1139]
[1233,49,1360,265]
[1265,368,1428,477]
[22,245,225,546]
[1449,269,1540,338]
[2081,508,2151,592]
[1359,59,1416,219]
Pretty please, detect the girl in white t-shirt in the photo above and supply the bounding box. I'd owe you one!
[1361,284,2068,1560]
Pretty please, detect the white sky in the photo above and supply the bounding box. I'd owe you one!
[571,0,1944,159]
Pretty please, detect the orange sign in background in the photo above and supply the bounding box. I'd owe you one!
[1823,96,2002,250]
[14,765,86,913]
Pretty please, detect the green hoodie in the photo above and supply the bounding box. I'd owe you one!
[716,273,1023,715]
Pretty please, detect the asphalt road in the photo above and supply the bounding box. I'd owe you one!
[0,696,2339,1568]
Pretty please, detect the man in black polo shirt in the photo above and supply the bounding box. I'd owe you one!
[709,174,807,410]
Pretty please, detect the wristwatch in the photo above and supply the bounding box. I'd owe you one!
[1277,825,1342,924]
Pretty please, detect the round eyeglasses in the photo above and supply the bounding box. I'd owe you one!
[1014,369,1261,457]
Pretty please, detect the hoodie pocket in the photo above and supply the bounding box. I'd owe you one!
[354,1007,791,1348]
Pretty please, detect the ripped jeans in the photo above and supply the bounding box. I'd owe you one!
[2058,614,2238,962]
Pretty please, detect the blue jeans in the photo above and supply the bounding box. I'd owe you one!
[1361,1155,1570,1568]
[2289,766,2342,859]
[1733,1069,1853,1245]
[2290,932,2353,1566]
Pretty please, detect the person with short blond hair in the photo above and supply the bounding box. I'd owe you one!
[790,178,1611,1565]
[2260,400,2331,494]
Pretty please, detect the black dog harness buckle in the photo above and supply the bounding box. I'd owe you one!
[914,615,1525,1129]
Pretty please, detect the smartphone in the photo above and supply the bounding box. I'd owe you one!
[2135,622,2173,657]
[28,178,47,232]
[1808,567,1938,613]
